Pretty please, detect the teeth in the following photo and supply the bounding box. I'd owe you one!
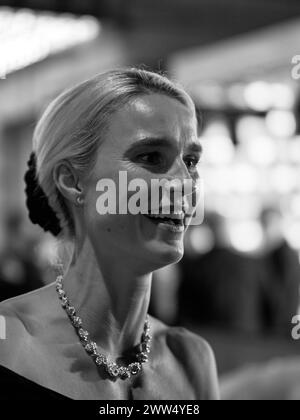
[147,213,185,220]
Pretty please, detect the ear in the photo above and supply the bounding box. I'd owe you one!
[53,161,83,206]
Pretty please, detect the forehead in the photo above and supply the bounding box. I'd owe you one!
[106,94,197,147]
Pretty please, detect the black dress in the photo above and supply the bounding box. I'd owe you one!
[0,365,71,400]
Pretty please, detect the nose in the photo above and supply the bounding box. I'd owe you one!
[159,158,198,215]
[167,157,200,196]
[167,156,192,182]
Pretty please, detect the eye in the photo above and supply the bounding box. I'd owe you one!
[137,151,164,166]
[184,155,200,171]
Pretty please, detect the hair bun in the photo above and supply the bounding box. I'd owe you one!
[24,152,62,237]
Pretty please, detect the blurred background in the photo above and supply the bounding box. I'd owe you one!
[1,0,300,400]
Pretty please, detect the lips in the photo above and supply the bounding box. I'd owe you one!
[145,213,183,224]
[144,211,186,232]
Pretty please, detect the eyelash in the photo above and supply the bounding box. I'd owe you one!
[136,152,200,172]
[137,152,164,165]
[184,156,201,171]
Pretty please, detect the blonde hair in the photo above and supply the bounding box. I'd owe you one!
[33,68,196,240]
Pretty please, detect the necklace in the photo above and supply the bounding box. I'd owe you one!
[55,275,151,380]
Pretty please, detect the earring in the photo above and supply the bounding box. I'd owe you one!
[76,196,84,205]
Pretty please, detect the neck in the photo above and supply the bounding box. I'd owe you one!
[60,238,152,358]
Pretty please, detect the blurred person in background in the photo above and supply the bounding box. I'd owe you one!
[259,206,300,337]
[0,210,44,302]
[177,212,271,335]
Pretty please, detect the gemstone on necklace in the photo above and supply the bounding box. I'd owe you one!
[128,362,142,376]
[95,355,107,366]
[61,297,69,308]
[72,316,82,327]
[78,329,89,341]
[142,332,151,343]
[141,342,151,354]
[67,306,76,316]
[137,352,148,363]
[56,283,62,292]
[118,367,131,380]
[85,342,97,354]
[107,363,120,378]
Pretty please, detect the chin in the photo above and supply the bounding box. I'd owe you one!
[147,241,184,269]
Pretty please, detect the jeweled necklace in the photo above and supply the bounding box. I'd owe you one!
[55,275,151,380]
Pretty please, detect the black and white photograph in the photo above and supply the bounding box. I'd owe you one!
[0,0,300,404]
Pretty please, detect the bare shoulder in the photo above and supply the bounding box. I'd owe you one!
[0,298,30,367]
[166,325,215,365]
[0,285,53,368]
[150,316,215,365]
[0,295,31,335]
[167,326,220,400]
[150,317,220,400]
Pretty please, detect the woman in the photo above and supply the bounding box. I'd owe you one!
[0,68,219,400]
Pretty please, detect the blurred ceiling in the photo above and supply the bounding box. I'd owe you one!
[2,0,300,67]
[170,18,300,85]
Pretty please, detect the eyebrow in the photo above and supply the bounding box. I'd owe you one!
[124,137,203,155]
[187,141,203,154]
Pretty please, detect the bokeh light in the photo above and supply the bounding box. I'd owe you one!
[244,81,273,112]
[228,220,264,253]
[0,7,100,78]
[266,110,297,138]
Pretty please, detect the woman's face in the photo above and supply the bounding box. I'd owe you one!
[82,93,202,273]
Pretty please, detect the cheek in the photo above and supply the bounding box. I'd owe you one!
[84,187,138,242]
